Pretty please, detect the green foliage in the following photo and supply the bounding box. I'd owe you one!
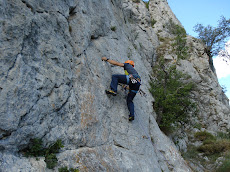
[194,131,215,141]
[149,58,196,132]
[217,154,230,172]
[59,167,69,172]
[23,138,46,157]
[193,122,202,130]
[144,1,149,9]
[197,140,230,155]
[194,131,230,155]
[69,168,79,172]
[132,0,140,3]
[183,131,230,171]
[59,167,80,172]
[172,35,188,60]
[195,131,230,156]
[156,37,173,58]
[47,139,64,154]
[45,153,58,169]
[217,131,230,139]
[22,138,64,169]
[151,19,157,27]
[194,16,230,58]
[111,26,116,32]
[166,19,186,37]
[158,19,188,60]
[167,19,188,60]
[182,144,199,160]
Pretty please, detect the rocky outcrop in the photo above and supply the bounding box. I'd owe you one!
[181,36,230,132]
[0,0,229,171]
[148,0,230,151]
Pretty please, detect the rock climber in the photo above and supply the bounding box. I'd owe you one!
[101,57,141,121]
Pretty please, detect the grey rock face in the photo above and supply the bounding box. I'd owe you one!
[1,0,228,171]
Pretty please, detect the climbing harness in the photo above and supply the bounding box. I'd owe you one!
[118,83,146,97]
[129,74,141,84]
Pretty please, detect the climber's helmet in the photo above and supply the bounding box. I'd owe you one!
[125,60,134,67]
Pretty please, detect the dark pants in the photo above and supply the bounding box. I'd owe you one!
[110,74,140,117]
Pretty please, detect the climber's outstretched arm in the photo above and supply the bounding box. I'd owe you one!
[101,57,124,67]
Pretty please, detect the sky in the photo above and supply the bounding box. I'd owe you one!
[143,0,230,98]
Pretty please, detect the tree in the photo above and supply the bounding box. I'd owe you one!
[193,16,230,71]
[149,58,197,133]
[219,41,230,61]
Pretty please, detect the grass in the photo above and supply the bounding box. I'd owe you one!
[216,154,230,172]
[197,140,230,155]
[182,144,199,160]
[183,131,230,171]
[194,131,215,141]
[151,19,157,27]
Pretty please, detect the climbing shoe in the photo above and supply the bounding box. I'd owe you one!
[129,116,134,121]
[105,90,117,96]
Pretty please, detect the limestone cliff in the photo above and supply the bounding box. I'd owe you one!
[0,0,229,171]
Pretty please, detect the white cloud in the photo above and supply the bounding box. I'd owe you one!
[213,57,230,78]
[226,41,230,54]
[213,40,230,79]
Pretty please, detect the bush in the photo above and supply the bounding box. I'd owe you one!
[156,37,173,57]
[195,131,230,155]
[166,19,186,36]
[149,58,196,132]
[194,131,215,141]
[165,19,188,60]
[198,140,230,155]
[22,138,46,157]
[183,131,230,171]
[47,139,64,154]
[59,167,69,172]
[22,138,64,169]
[45,153,58,169]
[217,131,230,139]
[182,144,199,160]
[157,20,188,60]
